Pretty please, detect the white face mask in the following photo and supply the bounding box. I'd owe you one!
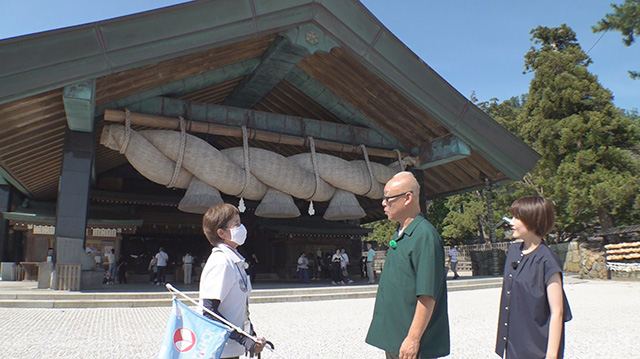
[229,224,247,246]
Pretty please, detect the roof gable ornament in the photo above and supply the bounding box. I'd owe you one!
[63,79,96,132]
[280,24,340,56]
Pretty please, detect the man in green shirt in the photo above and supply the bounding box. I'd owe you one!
[366,171,450,359]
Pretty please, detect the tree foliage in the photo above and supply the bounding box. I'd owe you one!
[363,24,640,245]
[441,192,489,241]
[517,24,640,238]
[361,219,397,247]
[432,97,523,243]
[593,0,640,78]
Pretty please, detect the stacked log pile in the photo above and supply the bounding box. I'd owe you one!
[604,241,640,275]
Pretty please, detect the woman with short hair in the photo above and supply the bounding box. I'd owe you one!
[199,203,266,359]
[496,196,572,359]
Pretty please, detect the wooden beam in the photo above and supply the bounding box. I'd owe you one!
[416,134,471,170]
[285,67,403,149]
[223,36,309,108]
[103,108,405,159]
[63,79,96,132]
[128,96,399,150]
[223,26,340,109]
[0,164,33,198]
[96,58,260,115]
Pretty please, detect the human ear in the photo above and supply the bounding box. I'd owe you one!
[405,191,413,204]
[216,228,227,240]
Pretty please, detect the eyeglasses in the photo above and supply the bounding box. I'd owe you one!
[382,191,412,204]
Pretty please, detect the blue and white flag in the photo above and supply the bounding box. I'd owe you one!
[158,299,232,359]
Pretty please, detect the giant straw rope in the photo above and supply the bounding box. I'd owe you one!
[100,123,405,220]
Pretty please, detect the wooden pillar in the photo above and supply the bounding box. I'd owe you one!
[413,170,428,213]
[55,79,96,279]
[0,182,11,262]
[54,128,95,271]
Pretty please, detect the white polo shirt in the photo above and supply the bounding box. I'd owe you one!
[199,243,251,358]
[155,251,168,266]
[340,252,349,269]
[449,248,459,262]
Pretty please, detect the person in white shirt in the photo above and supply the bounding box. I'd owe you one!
[106,249,116,284]
[297,252,310,284]
[366,243,376,284]
[155,247,169,285]
[448,246,459,279]
[199,203,266,359]
[182,253,194,285]
[340,248,354,283]
[331,249,344,284]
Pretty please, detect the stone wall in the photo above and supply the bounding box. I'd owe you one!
[470,248,506,276]
[609,267,640,280]
[549,242,570,268]
[559,239,607,279]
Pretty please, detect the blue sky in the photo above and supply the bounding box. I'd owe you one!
[1,0,638,111]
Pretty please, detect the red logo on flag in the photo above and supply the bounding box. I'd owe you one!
[173,328,196,352]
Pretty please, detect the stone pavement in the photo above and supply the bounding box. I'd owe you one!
[0,270,488,308]
[1,276,638,358]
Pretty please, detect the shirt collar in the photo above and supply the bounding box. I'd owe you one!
[216,243,245,264]
[397,213,425,240]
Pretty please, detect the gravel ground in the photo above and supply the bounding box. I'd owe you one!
[1,279,638,358]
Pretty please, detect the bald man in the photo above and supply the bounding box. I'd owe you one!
[366,172,450,359]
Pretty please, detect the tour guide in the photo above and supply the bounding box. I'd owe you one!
[366,171,450,359]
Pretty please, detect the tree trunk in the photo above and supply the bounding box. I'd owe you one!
[484,179,496,243]
[597,206,618,244]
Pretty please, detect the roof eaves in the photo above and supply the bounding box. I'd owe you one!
[310,1,540,179]
[0,0,316,105]
[0,0,539,180]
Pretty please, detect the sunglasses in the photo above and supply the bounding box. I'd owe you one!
[382,191,411,203]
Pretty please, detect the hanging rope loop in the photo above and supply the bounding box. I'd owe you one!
[306,137,321,215]
[394,149,405,171]
[306,137,320,200]
[167,116,187,188]
[119,108,133,155]
[360,144,375,197]
[237,126,250,212]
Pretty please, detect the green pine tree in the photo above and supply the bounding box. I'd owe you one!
[593,0,640,79]
[436,97,533,244]
[518,24,640,239]
[361,219,397,247]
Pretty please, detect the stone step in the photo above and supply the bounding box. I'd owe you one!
[255,273,279,281]
[0,277,503,308]
[0,291,200,301]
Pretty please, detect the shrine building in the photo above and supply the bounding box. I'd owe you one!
[0,0,539,289]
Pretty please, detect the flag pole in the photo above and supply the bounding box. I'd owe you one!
[165,283,283,358]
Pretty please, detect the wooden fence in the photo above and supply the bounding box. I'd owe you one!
[444,242,511,260]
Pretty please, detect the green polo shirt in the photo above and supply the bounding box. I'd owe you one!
[366,214,450,358]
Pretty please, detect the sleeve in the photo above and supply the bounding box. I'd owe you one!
[199,252,236,301]
[542,249,573,322]
[543,251,563,285]
[413,225,446,298]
